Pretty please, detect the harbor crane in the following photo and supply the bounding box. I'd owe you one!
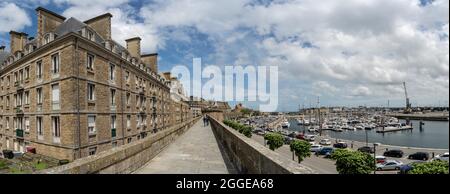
[403,82,412,114]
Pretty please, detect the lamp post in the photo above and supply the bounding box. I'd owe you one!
[365,130,368,146]
[373,143,377,174]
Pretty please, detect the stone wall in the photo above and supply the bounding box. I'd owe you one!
[37,117,199,174]
[208,115,315,174]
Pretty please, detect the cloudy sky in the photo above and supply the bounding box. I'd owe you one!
[1,0,448,111]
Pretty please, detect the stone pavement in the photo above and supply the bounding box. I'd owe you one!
[134,120,236,174]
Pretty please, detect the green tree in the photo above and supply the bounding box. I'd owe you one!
[331,149,375,174]
[290,140,311,163]
[409,160,449,174]
[240,108,252,116]
[264,133,284,151]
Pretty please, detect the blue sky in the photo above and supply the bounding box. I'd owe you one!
[1,0,449,111]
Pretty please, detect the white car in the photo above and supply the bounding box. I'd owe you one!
[304,135,316,141]
[433,152,449,162]
[310,144,323,152]
[376,160,403,171]
[319,139,332,146]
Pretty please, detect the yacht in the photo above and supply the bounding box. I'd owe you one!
[281,121,290,129]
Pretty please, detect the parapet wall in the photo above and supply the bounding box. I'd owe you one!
[208,115,315,174]
[38,118,199,174]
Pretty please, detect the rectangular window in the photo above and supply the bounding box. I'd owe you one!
[52,84,60,110]
[52,116,60,137]
[51,54,60,75]
[110,89,116,105]
[36,117,43,136]
[136,95,139,107]
[88,116,96,134]
[7,76,10,86]
[6,117,9,129]
[126,115,131,129]
[25,67,30,80]
[87,83,95,101]
[87,54,94,70]
[36,61,43,79]
[111,115,116,129]
[37,88,42,104]
[125,71,130,83]
[25,117,30,132]
[6,96,9,107]
[87,30,94,41]
[126,93,130,105]
[89,147,96,156]
[24,91,29,105]
[109,63,115,81]
[127,138,132,144]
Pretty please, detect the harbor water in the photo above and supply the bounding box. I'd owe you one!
[288,119,449,149]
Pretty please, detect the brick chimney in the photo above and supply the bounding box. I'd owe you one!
[9,31,28,54]
[36,7,66,46]
[141,53,158,73]
[84,13,113,40]
[126,37,141,61]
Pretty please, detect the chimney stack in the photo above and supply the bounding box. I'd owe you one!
[9,31,28,54]
[36,7,65,46]
[84,13,113,40]
[126,37,141,61]
[141,53,158,73]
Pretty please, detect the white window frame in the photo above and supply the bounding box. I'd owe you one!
[51,53,60,76]
[87,53,95,70]
[88,115,96,134]
[88,83,95,101]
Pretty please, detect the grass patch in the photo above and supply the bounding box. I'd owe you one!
[34,162,48,170]
[9,167,31,174]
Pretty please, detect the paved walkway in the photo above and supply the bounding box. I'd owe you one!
[134,120,235,174]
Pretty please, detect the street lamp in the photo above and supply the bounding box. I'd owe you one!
[373,143,378,174]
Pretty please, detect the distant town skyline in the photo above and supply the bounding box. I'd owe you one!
[1,0,448,112]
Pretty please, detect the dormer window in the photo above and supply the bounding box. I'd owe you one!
[87,30,94,41]
[44,34,51,45]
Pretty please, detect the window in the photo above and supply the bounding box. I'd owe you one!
[6,117,9,129]
[25,117,30,132]
[36,61,43,79]
[112,141,118,147]
[36,88,42,104]
[25,67,30,80]
[127,138,132,144]
[51,54,60,75]
[7,76,10,86]
[51,84,60,110]
[87,83,95,101]
[44,34,51,44]
[110,89,116,106]
[126,115,131,129]
[36,117,43,136]
[52,116,60,137]
[111,115,116,129]
[6,96,9,107]
[87,30,94,41]
[109,63,115,81]
[88,147,97,156]
[136,95,139,107]
[88,116,96,134]
[126,93,130,105]
[24,91,29,105]
[87,54,94,70]
[125,71,130,83]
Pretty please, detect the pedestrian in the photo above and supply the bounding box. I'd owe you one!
[206,116,209,126]
[351,141,354,149]
[203,116,207,127]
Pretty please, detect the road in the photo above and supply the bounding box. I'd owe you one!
[252,133,449,174]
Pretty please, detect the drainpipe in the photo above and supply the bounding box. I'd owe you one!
[120,61,125,145]
[75,37,82,159]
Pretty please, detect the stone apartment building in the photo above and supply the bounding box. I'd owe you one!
[0,7,193,161]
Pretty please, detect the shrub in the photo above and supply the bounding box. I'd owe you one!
[409,160,449,174]
[264,133,284,151]
[332,149,375,174]
[290,140,311,163]
[223,119,253,138]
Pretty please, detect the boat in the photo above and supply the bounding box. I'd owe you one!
[281,121,290,129]
[296,119,303,125]
[308,126,318,133]
[376,123,413,133]
[303,119,310,126]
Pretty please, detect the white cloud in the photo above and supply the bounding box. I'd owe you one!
[0,2,31,33]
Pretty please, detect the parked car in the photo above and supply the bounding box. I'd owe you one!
[319,139,332,146]
[333,142,348,149]
[433,152,449,162]
[398,161,427,174]
[376,160,403,171]
[296,134,305,140]
[304,135,316,142]
[384,150,404,158]
[310,144,323,152]
[375,156,387,164]
[288,132,298,138]
[358,146,375,154]
[408,152,429,161]
[284,137,295,145]
[317,147,334,156]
